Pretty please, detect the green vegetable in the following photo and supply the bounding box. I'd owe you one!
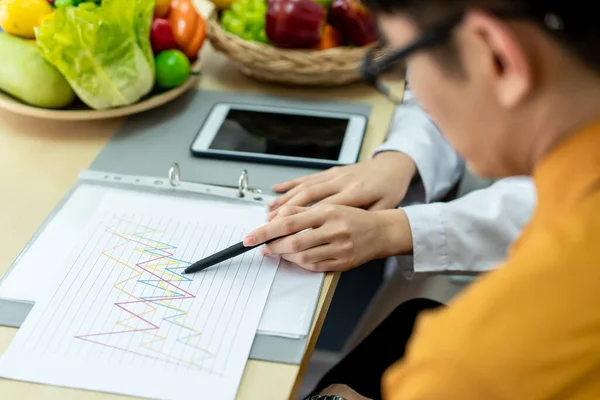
[220,0,268,43]
[0,32,75,108]
[155,49,191,89]
[35,0,155,110]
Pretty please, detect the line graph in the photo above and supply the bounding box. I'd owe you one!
[74,221,214,370]
[0,191,280,400]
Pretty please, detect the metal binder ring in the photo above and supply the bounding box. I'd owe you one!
[237,169,249,197]
[168,163,181,187]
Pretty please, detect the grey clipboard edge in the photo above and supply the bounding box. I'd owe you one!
[0,298,34,329]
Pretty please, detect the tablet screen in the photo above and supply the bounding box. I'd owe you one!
[208,109,350,161]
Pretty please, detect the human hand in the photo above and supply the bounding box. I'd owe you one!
[316,384,372,400]
[244,204,412,272]
[268,151,416,217]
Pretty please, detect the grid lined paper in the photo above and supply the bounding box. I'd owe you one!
[0,191,279,400]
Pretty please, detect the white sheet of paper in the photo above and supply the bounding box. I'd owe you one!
[0,182,323,339]
[0,191,279,400]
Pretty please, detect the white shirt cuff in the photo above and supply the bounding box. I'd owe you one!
[398,203,448,279]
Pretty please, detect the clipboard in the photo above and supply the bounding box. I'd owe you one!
[0,163,324,365]
[1,89,372,365]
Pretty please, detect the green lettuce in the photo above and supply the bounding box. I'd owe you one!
[35,0,156,110]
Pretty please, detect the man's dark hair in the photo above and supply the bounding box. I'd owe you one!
[362,0,600,74]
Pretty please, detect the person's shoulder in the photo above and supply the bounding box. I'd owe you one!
[392,195,600,398]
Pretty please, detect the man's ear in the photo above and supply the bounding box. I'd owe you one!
[463,10,533,108]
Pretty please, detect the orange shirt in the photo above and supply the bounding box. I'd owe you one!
[383,119,600,400]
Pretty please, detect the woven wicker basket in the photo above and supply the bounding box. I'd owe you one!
[207,12,373,86]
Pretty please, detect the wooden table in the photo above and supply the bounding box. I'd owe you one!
[0,43,397,400]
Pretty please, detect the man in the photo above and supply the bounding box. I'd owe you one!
[297,0,600,399]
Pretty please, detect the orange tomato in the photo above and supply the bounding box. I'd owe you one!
[154,0,170,17]
[168,0,206,60]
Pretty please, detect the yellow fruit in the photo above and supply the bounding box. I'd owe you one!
[0,0,55,39]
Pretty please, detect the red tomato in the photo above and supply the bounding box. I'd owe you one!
[150,17,178,54]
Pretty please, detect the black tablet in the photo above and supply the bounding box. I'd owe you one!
[190,103,368,169]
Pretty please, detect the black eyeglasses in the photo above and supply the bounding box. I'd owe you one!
[360,7,567,103]
[360,14,463,102]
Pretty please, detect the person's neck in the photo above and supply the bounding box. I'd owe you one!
[528,70,600,172]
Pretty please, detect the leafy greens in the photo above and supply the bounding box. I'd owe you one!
[35,0,156,110]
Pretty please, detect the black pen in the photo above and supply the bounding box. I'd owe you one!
[182,236,283,275]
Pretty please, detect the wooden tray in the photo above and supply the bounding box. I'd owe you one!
[0,60,201,121]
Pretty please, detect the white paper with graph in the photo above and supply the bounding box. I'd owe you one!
[0,190,280,400]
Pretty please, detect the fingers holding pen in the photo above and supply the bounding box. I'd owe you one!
[248,203,389,273]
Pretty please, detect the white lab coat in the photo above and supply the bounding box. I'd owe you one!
[374,90,537,278]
